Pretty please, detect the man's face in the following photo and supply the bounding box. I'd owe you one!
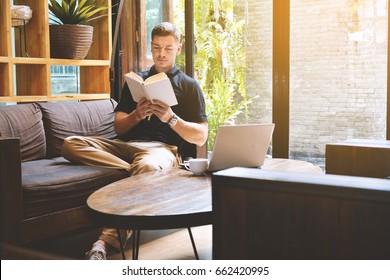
[151,35,182,73]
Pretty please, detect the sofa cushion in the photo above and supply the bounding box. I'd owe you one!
[38,99,118,158]
[22,157,128,218]
[0,103,46,162]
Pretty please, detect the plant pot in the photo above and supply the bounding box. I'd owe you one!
[49,24,93,59]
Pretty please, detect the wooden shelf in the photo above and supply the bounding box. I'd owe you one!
[11,57,48,64]
[49,59,110,66]
[0,0,112,103]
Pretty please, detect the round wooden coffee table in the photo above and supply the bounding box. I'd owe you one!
[87,168,211,259]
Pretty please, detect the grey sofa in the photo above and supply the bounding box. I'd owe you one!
[0,99,129,247]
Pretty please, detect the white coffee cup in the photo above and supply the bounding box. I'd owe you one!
[184,158,208,175]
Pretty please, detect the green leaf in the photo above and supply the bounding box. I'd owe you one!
[49,0,108,25]
[68,0,77,16]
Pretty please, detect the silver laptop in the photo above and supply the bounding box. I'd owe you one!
[208,124,275,172]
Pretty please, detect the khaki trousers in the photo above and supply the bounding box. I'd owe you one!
[61,136,182,249]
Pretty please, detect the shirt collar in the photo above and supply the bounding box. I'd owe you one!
[149,65,179,78]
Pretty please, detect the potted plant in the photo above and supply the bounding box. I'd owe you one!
[49,0,109,59]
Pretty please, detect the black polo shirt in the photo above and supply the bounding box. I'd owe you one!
[114,65,207,152]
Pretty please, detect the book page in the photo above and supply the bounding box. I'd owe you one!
[144,72,168,84]
[144,78,178,106]
[125,71,178,106]
[127,71,144,83]
[124,73,146,102]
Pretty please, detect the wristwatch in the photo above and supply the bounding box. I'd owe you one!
[168,113,178,127]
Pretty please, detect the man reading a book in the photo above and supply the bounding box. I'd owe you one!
[61,22,208,260]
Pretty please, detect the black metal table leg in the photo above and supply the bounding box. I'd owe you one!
[187,228,199,260]
[132,230,141,260]
[117,229,126,260]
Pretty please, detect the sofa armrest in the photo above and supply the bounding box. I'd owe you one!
[0,137,23,245]
[212,168,390,259]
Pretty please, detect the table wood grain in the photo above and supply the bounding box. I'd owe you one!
[87,168,212,230]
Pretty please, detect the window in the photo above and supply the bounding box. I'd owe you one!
[51,65,80,94]
[290,0,387,168]
[237,0,273,126]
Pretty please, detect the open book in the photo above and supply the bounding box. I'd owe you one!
[124,72,178,106]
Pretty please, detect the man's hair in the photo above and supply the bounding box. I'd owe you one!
[151,22,181,43]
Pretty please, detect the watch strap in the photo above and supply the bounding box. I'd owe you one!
[168,113,178,127]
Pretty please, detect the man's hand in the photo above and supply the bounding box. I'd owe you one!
[141,98,207,146]
[148,99,174,123]
[135,97,153,120]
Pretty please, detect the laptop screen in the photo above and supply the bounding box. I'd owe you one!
[208,124,275,172]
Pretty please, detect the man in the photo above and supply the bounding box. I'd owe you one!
[61,22,208,260]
